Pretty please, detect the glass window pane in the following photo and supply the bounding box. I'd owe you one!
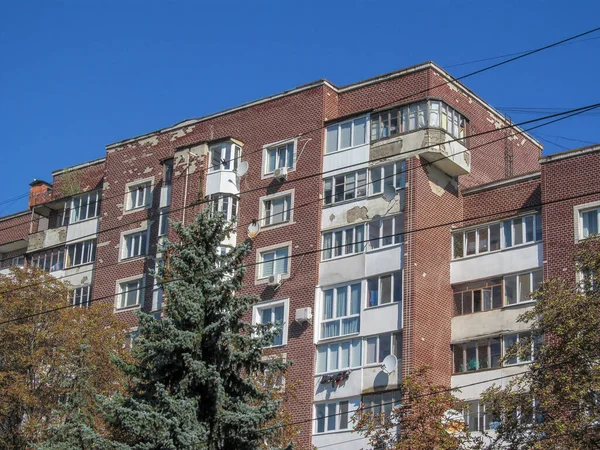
[371,167,382,194]
[316,404,326,433]
[514,218,524,245]
[504,335,518,365]
[380,275,392,304]
[492,285,502,309]
[369,220,380,249]
[329,345,339,371]
[327,403,336,431]
[466,231,476,255]
[466,343,477,371]
[353,117,366,146]
[382,218,393,246]
[334,175,345,203]
[326,126,338,153]
[473,290,482,312]
[379,335,391,363]
[393,272,402,303]
[356,170,367,197]
[490,224,501,251]
[453,293,463,316]
[505,276,517,305]
[533,269,543,291]
[367,278,378,307]
[394,214,404,244]
[582,210,599,237]
[478,340,489,369]
[490,338,501,367]
[350,284,361,315]
[334,231,343,257]
[323,233,332,260]
[336,287,347,318]
[323,290,334,319]
[340,341,350,369]
[345,229,354,255]
[503,221,512,247]
[482,288,492,311]
[525,216,535,242]
[454,345,464,373]
[519,273,531,302]
[339,401,349,429]
[351,339,361,367]
[355,224,365,252]
[535,214,542,241]
[478,227,488,253]
[340,122,352,149]
[429,101,440,127]
[462,292,472,314]
[317,346,327,373]
[366,337,377,364]
[344,173,355,201]
[453,232,464,259]
[383,164,394,193]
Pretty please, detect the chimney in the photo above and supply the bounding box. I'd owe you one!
[29,179,53,209]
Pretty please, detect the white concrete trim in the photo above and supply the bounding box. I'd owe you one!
[118,220,151,262]
[462,172,541,196]
[540,144,600,164]
[114,273,146,312]
[573,200,600,243]
[252,298,290,347]
[258,189,295,230]
[123,176,155,215]
[261,138,298,180]
[255,241,293,284]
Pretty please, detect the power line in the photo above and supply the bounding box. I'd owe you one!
[0,103,596,296]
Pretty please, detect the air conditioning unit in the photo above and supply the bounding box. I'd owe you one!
[295,307,312,324]
[267,273,283,287]
[273,167,288,181]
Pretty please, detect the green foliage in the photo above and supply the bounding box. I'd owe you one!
[101,208,288,450]
[481,236,600,449]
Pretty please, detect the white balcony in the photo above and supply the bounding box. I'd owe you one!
[205,170,239,197]
[452,304,534,343]
[27,226,67,252]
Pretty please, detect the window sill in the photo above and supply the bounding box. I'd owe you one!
[321,251,364,263]
[115,305,141,313]
[318,332,360,343]
[312,428,353,437]
[260,220,295,232]
[263,342,287,349]
[366,243,403,254]
[315,367,359,377]
[323,196,368,209]
[65,262,94,270]
[119,255,148,264]
[123,205,151,216]
[262,167,296,180]
[452,240,541,261]
[324,142,369,157]
[452,366,502,376]
[69,216,100,225]
[255,273,291,286]
[502,300,536,310]
[365,301,402,310]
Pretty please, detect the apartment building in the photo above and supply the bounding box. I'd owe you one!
[2,62,596,448]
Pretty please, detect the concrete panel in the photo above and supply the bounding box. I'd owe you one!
[321,196,402,230]
[312,421,367,450]
[451,303,535,342]
[451,365,530,400]
[319,253,365,286]
[365,244,403,277]
[205,171,240,197]
[362,364,402,393]
[66,218,99,243]
[361,302,402,337]
[450,243,542,284]
[323,143,369,178]
[314,371,362,401]
[62,263,94,287]
[27,226,67,252]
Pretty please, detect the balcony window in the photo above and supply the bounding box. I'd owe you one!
[325,116,367,154]
[159,208,169,236]
[361,391,401,423]
[210,143,241,172]
[504,269,543,305]
[370,160,406,194]
[463,400,500,432]
[70,285,91,308]
[453,279,503,316]
[265,141,295,174]
[365,332,402,365]
[66,239,96,267]
[70,191,100,223]
[453,338,502,373]
[503,333,536,365]
[321,283,361,339]
[322,224,365,260]
[367,272,403,307]
[316,338,362,374]
[28,247,64,272]
[452,214,541,259]
[212,195,239,223]
[315,401,350,433]
[368,214,404,250]
[323,170,367,205]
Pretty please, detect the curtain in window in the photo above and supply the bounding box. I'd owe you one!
[322,321,339,338]
[418,103,427,128]
[429,101,440,127]
[342,317,359,335]
[273,305,284,345]
[262,252,274,277]
[323,289,334,319]
[350,284,360,314]
[353,117,366,145]
[323,233,332,259]
[286,143,294,168]
[355,225,365,252]
[326,126,338,153]
[336,287,347,318]
[274,248,288,274]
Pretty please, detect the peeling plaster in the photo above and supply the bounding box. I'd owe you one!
[143,167,153,174]
[103,182,110,191]
[329,214,335,222]
[424,165,456,197]
[346,206,369,223]
[97,241,110,247]
[170,129,186,141]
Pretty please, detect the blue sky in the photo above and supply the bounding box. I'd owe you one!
[1,0,599,215]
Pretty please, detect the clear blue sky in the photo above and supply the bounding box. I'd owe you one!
[1,0,599,215]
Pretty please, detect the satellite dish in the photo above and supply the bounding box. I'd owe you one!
[382,183,397,202]
[236,161,249,177]
[247,221,260,239]
[381,354,397,374]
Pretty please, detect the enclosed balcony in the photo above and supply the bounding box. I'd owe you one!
[205,139,243,197]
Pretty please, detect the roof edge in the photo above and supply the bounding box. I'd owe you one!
[0,209,30,223]
[539,144,600,164]
[51,157,106,177]
[462,171,541,196]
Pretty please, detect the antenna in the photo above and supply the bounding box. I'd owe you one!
[236,161,249,177]
[382,183,397,202]
[381,354,397,374]
[247,220,260,239]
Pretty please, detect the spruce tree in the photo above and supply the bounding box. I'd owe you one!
[102,208,288,450]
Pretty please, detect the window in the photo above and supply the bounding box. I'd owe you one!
[315,401,351,433]
[126,182,151,211]
[365,333,402,365]
[453,279,503,316]
[323,170,367,205]
[452,214,542,259]
[152,259,164,312]
[255,300,288,347]
[325,116,367,154]
[367,272,403,307]
[265,141,295,174]
[370,100,466,142]
[463,400,500,432]
[503,333,535,366]
[370,161,407,195]
[70,285,91,308]
[453,338,502,373]
[122,231,148,260]
[504,269,543,305]
[117,278,144,310]
[28,247,64,272]
[163,159,173,186]
[260,247,289,279]
[159,208,169,236]
[70,191,100,223]
[321,283,361,338]
[263,195,291,226]
[210,142,241,172]
[66,240,96,267]
[361,391,401,423]
[212,195,239,222]
[581,207,600,239]
[322,224,365,260]
[368,214,404,250]
[11,255,25,267]
[316,338,362,374]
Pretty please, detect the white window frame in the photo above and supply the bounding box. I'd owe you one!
[209,142,241,172]
[259,190,294,229]
[124,178,154,213]
[325,115,368,154]
[320,282,361,339]
[70,285,91,308]
[314,400,352,434]
[322,223,366,260]
[453,337,502,373]
[323,169,367,206]
[121,229,149,260]
[252,298,290,347]
[28,247,65,272]
[262,139,297,177]
[66,239,96,268]
[365,332,402,367]
[255,242,292,284]
[366,271,403,308]
[151,259,164,312]
[367,214,404,250]
[370,160,407,195]
[361,391,401,422]
[159,208,169,237]
[211,195,239,223]
[574,201,600,242]
[452,213,542,259]
[115,274,145,311]
[463,399,500,432]
[503,268,543,306]
[316,338,362,374]
[11,255,25,267]
[70,190,100,223]
[503,332,535,366]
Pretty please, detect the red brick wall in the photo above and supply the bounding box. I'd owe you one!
[542,149,600,282]
[52,161,105,200]
[0,212,30,246]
